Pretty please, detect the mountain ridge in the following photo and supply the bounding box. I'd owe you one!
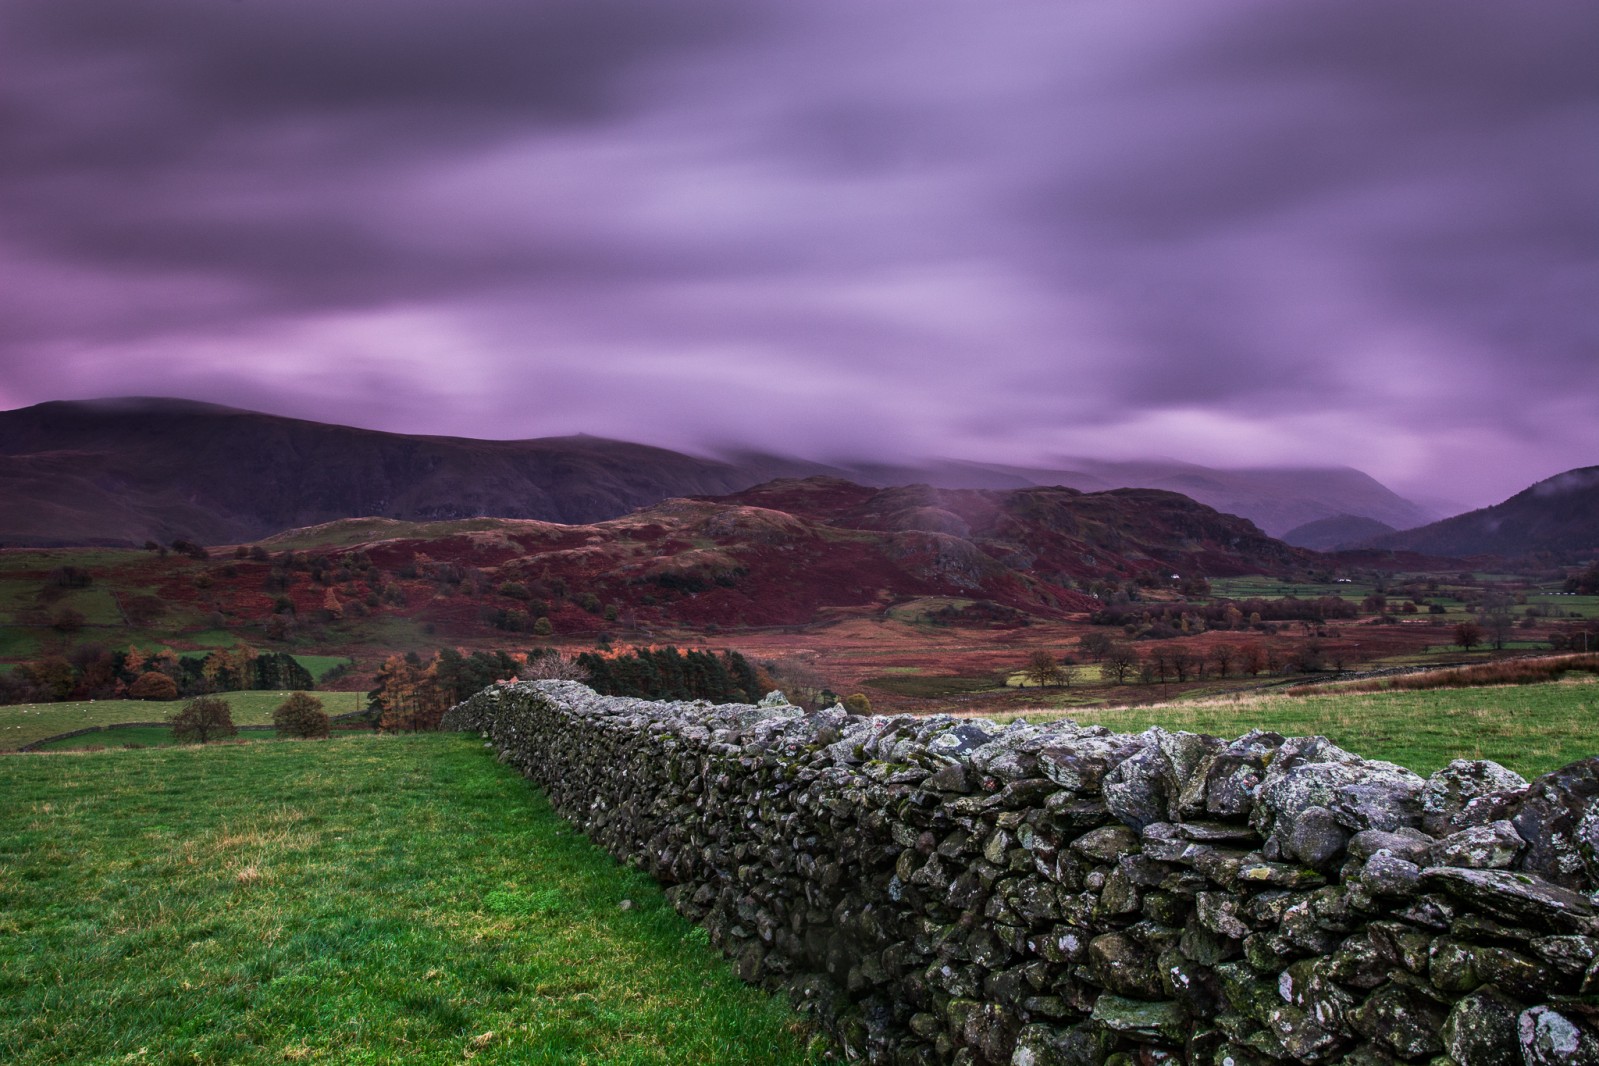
[0,397,1438,547]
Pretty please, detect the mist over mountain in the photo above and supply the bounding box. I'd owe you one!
[1,398,1437,548]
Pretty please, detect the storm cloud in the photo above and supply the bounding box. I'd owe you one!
[0,0,1594,508]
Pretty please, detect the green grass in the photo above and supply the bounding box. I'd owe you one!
[1006,678,1599,778]
[0,736,823,1065]
[0,691,368,751]
[28,725,373,752]
[293,655,355,682]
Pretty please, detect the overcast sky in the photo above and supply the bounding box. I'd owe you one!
[1,0,1594,509]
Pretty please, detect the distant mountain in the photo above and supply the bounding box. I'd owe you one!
[0,397,1435,548]
[1281,514,1399,552]
[1367,466,1599,558]
[0,398,760,546]
[733,454,1439,536]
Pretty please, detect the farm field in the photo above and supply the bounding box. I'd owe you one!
[0,736,822,1065]
[0,690,368,751]
[1004,676,1599,779]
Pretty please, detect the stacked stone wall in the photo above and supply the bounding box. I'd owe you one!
[441,681,1599,1065]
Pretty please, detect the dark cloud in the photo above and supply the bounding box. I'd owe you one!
[0,0,1594,508]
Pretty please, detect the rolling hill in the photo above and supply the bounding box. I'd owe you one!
[0,477,1315,639]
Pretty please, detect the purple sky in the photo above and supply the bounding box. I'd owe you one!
[1,0,1594,510]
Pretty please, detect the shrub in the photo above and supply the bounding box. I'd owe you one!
[128,672,179,701]
[842,693,872,715]
[273,692,330,739]
[532,617,554,637]
[169,696,237,743]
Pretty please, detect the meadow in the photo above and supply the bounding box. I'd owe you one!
[0,690,368,751]
[1005,676,1599,778]
[0,736,823,1066]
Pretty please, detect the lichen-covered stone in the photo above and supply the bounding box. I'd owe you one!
[1421,759,1528,837]
[1427,820,1525,870]
[1441,986,1520,1066]
[1511,757,1599,889]
[1420,866,1598,933]
[1089,995,1186,1043]
[1286,805,1351,872]
[1518,1005,1599,1066]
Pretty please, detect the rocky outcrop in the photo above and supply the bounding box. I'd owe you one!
[442,682,1599,1064]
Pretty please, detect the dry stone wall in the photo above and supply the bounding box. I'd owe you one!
[441,681,1599,1065]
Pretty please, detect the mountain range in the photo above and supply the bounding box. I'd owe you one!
[0,397,1442,547]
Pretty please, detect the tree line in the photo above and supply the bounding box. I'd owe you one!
[1,645,313,705]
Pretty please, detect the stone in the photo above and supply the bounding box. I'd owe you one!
[1200,730,1287,819]
[1519,1006,1599,1066]
[1441,987,1520,1066]
[1528,933,1599,976]
[1072,824,1141,863]
[1427,821,1525,870]
[1420,866,1598,933]
[1348,828,1434,866]
[1359,852,1423,897]
[1511,757,1599,889]
[1285,805,1350,871]
[1088,931,1164,998]
[1104,743,1174,831]
[1090,995,1187,1044]
[1420,759,1528,837]
[1010,1023,1075,1066]
[1427,937,1480,993]
[1350,981,1446,1059]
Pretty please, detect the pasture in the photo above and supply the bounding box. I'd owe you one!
[0,736,822,1065]
[0,690,368,751]
[1007,676,1599,778]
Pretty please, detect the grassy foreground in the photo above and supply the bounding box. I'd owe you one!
[1013,678,1599,778]
[0,736,822,1065]
[0,690,368,751]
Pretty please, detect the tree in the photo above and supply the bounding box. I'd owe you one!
[1104,644,1138,685]
[842,693,872,715]
[1077,632,1112,662]
[1454,620,1484,652]
[273,692,330,739]
[1023,650,1063,688]
[519,652,590,681]
[1210,643,1236,678]
[1239,643,1267,677]
[128,672,179,701]
[170,696,237,744]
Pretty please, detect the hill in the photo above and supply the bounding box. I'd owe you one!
[1281,513,1399,551]
[0,398,763,546]
[0,477,1313,641]
[1368,466,1599,558]
[0,397,1435,547]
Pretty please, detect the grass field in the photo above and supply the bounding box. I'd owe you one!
[0,690,368,751]
[0,736,822,1065]
[1006,677,1599,778]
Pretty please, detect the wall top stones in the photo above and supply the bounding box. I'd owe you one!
[444,681,1599,1064]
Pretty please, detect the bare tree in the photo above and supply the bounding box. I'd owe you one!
[1023,650,1064,688]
